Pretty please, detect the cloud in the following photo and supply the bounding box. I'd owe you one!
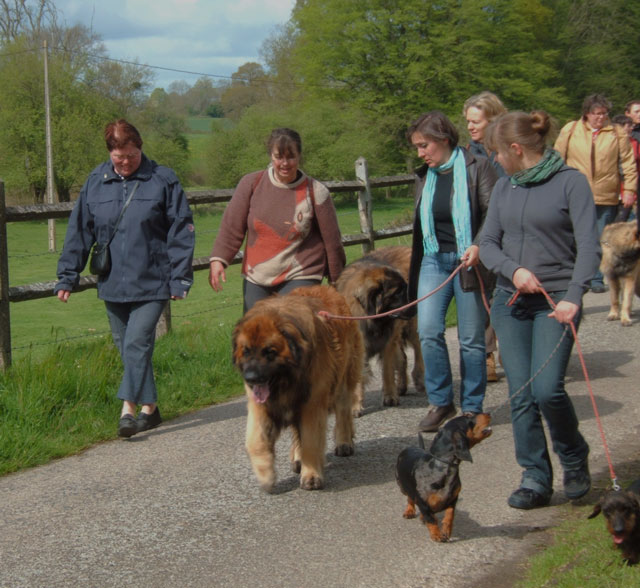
[56,0,295,87]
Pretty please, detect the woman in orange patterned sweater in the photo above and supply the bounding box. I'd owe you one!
[209,128,346,312]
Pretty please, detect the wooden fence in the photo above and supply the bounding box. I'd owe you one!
[0,157,416,369]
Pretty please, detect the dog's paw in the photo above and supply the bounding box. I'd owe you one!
[607,312,620,321]
[383,396,399,407]
[621,317,633,327]
[403,506,417,519]
[300,475,324,490]
[335,443,354,457]
[352,407,364,418]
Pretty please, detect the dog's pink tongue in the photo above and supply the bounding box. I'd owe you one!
[614,535,625,545]
[252,384,270,404]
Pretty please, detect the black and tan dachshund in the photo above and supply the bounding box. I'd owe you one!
[395,413,492,542]
[589,479,640,565]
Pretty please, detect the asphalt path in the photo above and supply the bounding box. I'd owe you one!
[1,291,639,588]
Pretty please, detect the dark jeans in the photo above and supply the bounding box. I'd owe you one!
[491,288,589,496]
[243,278,321,313]
[105,300,166,406]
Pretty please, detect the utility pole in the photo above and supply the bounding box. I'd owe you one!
[43,39,56,252]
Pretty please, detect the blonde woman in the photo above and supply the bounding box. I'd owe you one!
[463,91,508,381]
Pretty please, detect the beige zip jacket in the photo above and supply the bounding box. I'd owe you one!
[554,119,637,205]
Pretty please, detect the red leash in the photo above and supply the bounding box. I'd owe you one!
[319,263,483,321]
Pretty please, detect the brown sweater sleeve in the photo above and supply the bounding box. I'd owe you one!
[311,179,346,282]
[210,171,263,264]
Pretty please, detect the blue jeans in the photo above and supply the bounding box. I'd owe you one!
[417,253,487,413]
[105,300,166,405]
[592,205,618,287]
[491,288,589,496]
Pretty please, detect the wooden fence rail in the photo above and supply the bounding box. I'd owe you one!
[0,158,415,369]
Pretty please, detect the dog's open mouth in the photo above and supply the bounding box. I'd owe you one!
[252,383,271,404]
[614,534,626,544]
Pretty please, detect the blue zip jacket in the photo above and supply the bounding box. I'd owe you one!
[55,154,195,302]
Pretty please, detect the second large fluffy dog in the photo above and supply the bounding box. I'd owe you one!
[232,285,363,491]
[336,246,425,411]
[600,221,640,326]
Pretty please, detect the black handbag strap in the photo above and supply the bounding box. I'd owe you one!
[105,181,139,246]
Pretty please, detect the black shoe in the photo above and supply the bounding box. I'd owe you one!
[137,407,162,433]
[564,464,591,499]
[118,414,138,438]
[418,404,456,432]
[590,284,607,293]
[508,488,551,510]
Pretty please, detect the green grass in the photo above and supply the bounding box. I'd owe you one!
[517,497,640,587]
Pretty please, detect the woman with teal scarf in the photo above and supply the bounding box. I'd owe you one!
[479,111,601,510]
[406,111,498,433]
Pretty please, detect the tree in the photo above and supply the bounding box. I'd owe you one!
[550,0,640,119]
[220,62,271,121]
[0,0,58,43]
[282,0,569,134]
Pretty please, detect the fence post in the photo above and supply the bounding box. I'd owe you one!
[0,181,12,369]
[355,156,375,254]
[155,300,171,338]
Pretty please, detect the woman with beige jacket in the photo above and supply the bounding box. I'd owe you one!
[554,94,637,292]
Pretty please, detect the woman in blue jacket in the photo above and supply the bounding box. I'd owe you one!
[479,111,600,509]
[55,119,195,438]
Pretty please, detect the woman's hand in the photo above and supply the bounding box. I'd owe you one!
[512,268,542,293]
[622,190,636,208]
[57,290,71,303]
[209,260,226,292]
[461,245,480,267]
[548,300,579,324]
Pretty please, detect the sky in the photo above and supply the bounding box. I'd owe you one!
[54,0,297,90]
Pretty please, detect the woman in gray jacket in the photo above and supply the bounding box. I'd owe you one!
[55,119,195,438]
[479,111,600,510]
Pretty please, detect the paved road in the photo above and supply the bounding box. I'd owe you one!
[1,292,639,588]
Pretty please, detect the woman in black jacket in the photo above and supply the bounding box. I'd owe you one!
[407,111,498,432]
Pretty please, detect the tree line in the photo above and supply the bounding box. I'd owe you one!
[1,0,639,201]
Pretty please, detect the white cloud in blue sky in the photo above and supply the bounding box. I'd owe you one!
[55,0,296,89]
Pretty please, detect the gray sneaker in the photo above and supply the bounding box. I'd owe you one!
[418,404,456,432]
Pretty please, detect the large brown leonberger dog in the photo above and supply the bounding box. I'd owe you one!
[336,246,425,413]
[232,285,363,491]
[600,221,640,326]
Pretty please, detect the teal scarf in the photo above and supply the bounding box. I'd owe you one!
[510,147,565,186]
[420,146,472,256]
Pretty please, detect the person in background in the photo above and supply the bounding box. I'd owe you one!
[463,91,508,382]
[55,119,195,438]
[554,94,637,293]
[612,114,633,137]
[612,114,639,221]
[208,127,345,313]
[406,111,498,433]
[480,110,600,509]
[625,99,640,143]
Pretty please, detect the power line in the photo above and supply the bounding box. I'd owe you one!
[49,46,337,89]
